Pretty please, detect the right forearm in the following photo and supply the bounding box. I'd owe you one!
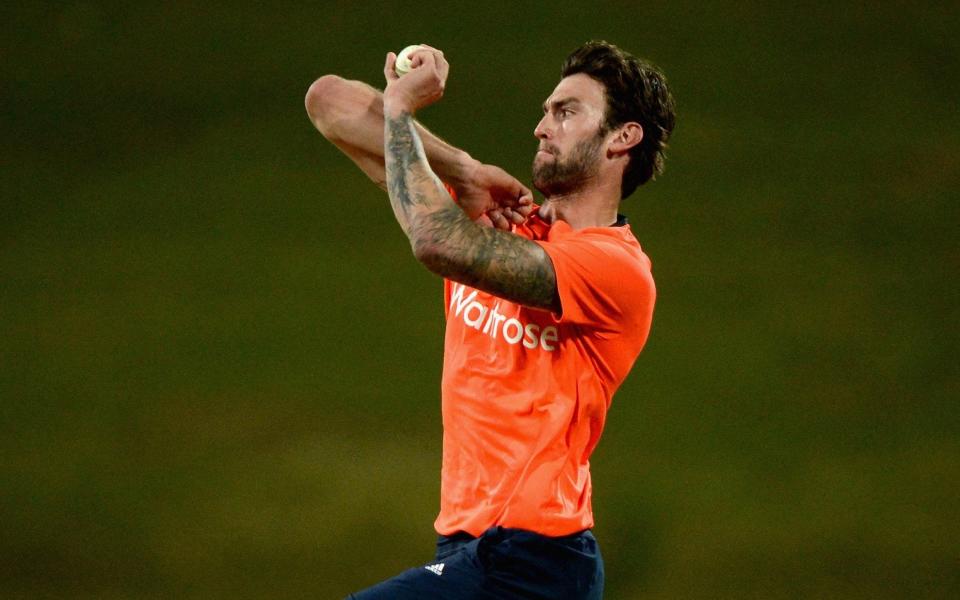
[413,117,479,191]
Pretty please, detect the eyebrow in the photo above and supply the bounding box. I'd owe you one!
[542,97,581,113]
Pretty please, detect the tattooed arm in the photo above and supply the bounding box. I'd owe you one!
[381,47,560,312]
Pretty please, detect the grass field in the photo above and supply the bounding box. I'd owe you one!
[1,2,957,598]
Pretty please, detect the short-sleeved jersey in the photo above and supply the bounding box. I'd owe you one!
[435,208,656,537]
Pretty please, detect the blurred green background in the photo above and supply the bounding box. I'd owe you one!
[2,2,958,598]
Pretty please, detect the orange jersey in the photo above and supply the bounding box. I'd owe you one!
[436,209,656,537]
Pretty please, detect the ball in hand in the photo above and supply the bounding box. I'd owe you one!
[394,45,421,76]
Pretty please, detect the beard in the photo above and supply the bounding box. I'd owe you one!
[532,132,605,198]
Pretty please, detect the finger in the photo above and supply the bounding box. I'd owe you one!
[501,207,524,224]
[516,203,534,217]
[476,213,495,228]
[410,44,437,61]
[412,46,448,80]
[490,210,511,230]
[415,45,446,64]
[384,52,399,82]
[508,208,527,224]
[435,52,449,81]
[501,193,531,209]
[516,186,533,205]
[414,50,438,71]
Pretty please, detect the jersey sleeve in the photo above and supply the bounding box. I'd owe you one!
[536,234,655,332]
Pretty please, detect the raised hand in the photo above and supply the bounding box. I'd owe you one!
[378,45,533,230]
[383,45,449,116]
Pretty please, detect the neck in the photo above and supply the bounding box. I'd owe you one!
[537,180,621,229]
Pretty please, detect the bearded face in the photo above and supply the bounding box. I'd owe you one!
[532,130,605,198]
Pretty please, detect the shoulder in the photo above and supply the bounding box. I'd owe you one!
[551,225,651,274]
[533,224,655,328]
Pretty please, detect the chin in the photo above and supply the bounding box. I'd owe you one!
[531,169,548,194]
[532,175,558,198]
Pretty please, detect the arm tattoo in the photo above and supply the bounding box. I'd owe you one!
[384,110,436,232]
[384,111,559,313]
[412,206,559,312]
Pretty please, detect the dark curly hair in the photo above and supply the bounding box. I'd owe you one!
[562,41,676,198]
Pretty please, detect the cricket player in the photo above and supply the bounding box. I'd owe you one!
[305,40,676,599]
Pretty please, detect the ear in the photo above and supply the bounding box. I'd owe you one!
[607,122,644,155]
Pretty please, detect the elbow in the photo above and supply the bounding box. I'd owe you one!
[412,237,456,276]
[304,74,349,139]
[412,237,441,270]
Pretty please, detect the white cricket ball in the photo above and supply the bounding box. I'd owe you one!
[394,45,421,76]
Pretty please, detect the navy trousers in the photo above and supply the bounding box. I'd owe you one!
[347,526,604,599]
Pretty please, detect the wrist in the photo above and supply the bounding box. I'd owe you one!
[383,89,414,119]
[445,152,481,190]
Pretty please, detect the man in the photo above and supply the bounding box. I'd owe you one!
[305,40,676,599]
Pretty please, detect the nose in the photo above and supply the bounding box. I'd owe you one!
[534,114,551,140]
